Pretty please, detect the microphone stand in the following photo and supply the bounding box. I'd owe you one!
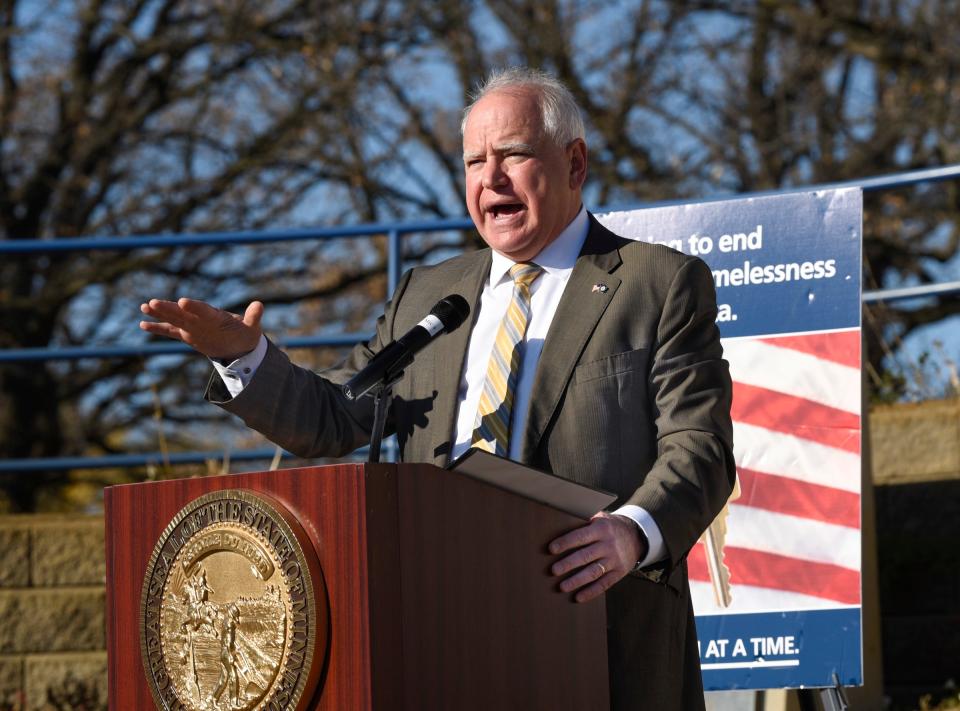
[365,370,404,464]
[343,295,471,462]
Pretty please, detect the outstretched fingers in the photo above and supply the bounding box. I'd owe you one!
[178,297,222,321]
[140,298,197,329]
[138,319,186,342]
[138,298,213,352]
[138,297,263,359]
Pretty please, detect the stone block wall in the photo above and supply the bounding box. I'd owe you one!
[0,516,106,711]
[870,397,960,485]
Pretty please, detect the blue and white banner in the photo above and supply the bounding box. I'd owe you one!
[600,188,863,690]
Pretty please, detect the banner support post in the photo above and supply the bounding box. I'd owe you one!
[797,674,850,711]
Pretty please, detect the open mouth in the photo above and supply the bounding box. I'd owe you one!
[491,203,524,220]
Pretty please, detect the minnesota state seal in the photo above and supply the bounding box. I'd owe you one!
[140,489,327,711]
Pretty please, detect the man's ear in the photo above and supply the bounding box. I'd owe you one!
[567,138,588,190]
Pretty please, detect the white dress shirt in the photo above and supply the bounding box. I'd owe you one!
[212,206,664,566]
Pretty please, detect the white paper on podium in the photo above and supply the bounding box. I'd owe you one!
[447,448,617,519]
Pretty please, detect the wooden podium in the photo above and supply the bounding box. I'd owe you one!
[104,463,610,710]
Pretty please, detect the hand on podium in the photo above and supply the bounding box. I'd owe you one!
[139,297,263,361]
[548,511,648,603]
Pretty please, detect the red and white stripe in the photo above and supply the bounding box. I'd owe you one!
[690,329,862,613]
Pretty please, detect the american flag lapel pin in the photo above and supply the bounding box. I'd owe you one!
[592,283,608,293]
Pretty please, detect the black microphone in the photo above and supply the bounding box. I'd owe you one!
[342,295,471,401]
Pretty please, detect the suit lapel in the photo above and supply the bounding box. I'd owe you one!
[429,249,491,465]
[521,218,624,462]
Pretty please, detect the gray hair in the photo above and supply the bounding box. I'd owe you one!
[460,67,586,146]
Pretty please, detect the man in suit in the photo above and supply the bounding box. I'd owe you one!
[141,67,735,710]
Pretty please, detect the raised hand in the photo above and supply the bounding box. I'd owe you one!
[139,298,264,361]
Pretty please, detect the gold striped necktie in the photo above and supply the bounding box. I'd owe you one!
[471,262,543,456]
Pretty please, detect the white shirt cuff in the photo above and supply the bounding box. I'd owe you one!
[613,504,666,568]
[210,335,268,398]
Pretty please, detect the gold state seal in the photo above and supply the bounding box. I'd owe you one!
[140,490,327,711]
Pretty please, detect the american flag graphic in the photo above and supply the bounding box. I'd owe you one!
[690,328,862,612]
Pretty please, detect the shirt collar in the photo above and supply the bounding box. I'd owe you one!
[488,206,589,287]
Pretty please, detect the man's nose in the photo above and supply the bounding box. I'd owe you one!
[481,159,508,188]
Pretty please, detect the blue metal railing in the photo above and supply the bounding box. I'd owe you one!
[0,218,476,363]
[3,165,960,471]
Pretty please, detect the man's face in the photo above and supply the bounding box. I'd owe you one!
[462,89,586,262]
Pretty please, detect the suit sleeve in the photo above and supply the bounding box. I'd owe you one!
[204,268,414,458]
[626,257,736,571]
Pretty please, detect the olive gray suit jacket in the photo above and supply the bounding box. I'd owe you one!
[208,215,736,710]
